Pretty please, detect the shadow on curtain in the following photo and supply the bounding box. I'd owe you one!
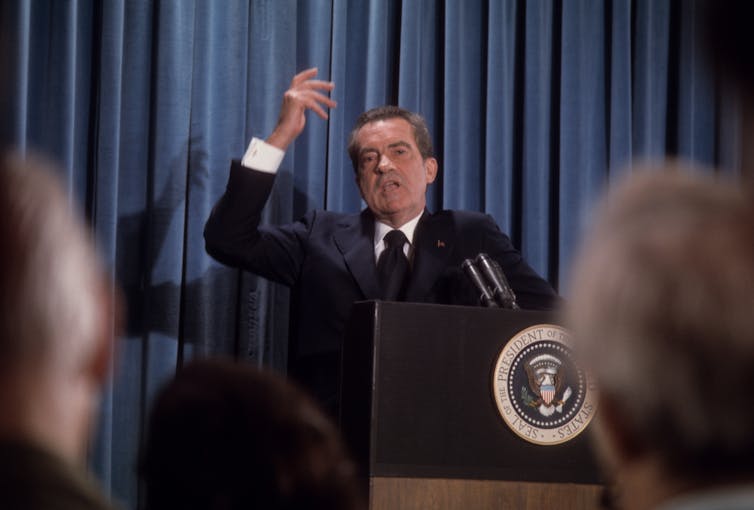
[0,0,736,508]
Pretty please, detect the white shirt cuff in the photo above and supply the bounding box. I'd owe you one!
[241,137,285,174]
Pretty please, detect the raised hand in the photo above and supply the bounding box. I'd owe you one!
[266,68,336,150]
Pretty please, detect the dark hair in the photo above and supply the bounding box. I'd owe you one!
[141,358,364,510]
[346,106,434,172]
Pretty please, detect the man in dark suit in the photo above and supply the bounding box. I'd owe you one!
[204,68,558,413]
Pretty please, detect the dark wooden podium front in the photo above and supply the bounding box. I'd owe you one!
[340,301,603,509]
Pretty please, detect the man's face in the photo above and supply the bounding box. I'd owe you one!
[353,118,438,228]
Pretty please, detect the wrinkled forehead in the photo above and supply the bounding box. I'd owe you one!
[354,117,417,151]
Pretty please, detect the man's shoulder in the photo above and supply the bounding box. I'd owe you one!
[306,209,362,223]
[298,209,366,233]
[0,439,116,510]
[427,209,499,231]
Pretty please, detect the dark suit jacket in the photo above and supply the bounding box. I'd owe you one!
[205,161,559,410]
[0,439,115,510]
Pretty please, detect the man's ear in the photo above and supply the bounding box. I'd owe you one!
[424,157,438,184]
[88,282,123,387]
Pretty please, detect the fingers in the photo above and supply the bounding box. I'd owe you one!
[290,68,335,94]
[269,68,336,149]
[290,67,319,87]
[287,68,337,119]
[305,79,335,92]
[303,91,337,119]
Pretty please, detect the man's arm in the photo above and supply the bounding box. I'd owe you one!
[203,68,336,283]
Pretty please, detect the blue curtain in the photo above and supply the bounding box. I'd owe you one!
[0,1,734,508]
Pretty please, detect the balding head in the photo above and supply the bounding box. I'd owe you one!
[0,151,116,461]
[0,152,107,372]
[568,163,754,483]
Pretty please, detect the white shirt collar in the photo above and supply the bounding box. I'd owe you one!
[373,210,424,262]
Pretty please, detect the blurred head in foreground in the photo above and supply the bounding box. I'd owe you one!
[0,151,116,460]
[0,151,118,508]
[567,164,754,509]
[142,358,364,510]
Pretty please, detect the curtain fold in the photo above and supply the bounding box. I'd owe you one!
[484,0,518,235]
[520,0,556,279]
[634,0,671,158]
[0,1,734,508]
[558,0,607,286]
[443,0,487,212]
[608,0,634,174]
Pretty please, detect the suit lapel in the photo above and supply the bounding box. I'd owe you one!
[333,210,382,300]
[404,210,454,301]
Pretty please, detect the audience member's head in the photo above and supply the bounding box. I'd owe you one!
[0,151,117,463]
[141,358,364,510]
[567,163,754,509]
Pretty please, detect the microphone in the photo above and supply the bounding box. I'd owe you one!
[462,258,497,307]
[476,253,519,310]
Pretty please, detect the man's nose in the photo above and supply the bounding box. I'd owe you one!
[376,153,393,173]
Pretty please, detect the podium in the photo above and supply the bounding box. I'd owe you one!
[340,301,603,509]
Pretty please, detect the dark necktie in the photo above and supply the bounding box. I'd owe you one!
[377,229,410,301]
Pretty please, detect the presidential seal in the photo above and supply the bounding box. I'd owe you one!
[492,324,596,446]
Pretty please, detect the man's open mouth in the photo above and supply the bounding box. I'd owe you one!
[381,179,400,191]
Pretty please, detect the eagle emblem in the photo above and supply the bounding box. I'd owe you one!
[523,353,573,417]
[492,325,596,445]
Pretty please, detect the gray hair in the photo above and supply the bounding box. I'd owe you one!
[0,152,106,372]
[567,162,754,479]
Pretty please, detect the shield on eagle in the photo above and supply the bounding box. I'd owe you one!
[525,354,562,407]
